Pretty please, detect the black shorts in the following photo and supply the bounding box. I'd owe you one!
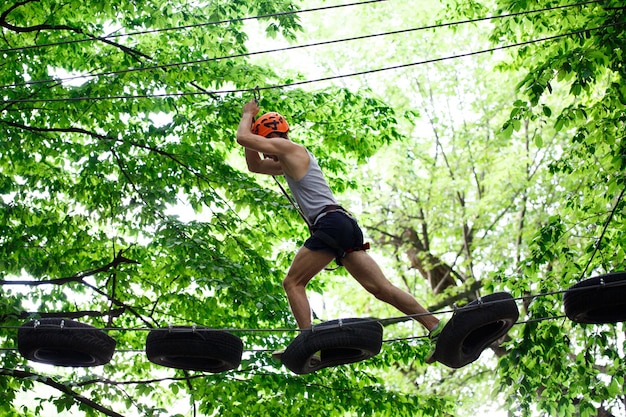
[304,211,365,260]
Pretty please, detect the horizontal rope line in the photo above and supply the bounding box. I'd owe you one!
[381,315,570,343]
[1,0,598,90]
[0,315,580,360]
[1,278,622,334]
[6,20,620,105]
[0,315,568,351]
[0,0,390,54]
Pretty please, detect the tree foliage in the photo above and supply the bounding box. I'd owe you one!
[486,1,626,415]
[364,1,625,416]
[0,0,436,415]
[1,0,625,416]
[280,0,626,415]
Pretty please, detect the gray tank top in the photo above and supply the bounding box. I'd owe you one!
[284,150,338,224]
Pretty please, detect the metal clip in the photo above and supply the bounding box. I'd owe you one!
[167,324,173,333]
[253,85,260,104]
[59,319,65,329]
[338,318,343,328]
[33,320,41,329]
[600,277,605,287]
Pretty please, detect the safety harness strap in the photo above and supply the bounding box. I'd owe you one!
[313,230,370,266]
[271,175,370,267]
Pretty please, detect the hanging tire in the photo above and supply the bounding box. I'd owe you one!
[281,318,383,375]
[17,318,116,367]
[432,292,519,369]
[146,326,243,373]
[563,272,626,324]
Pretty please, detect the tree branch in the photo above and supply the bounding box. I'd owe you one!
[0,1,150,61]
[79,280,155,329]
[74,373,207,388]
[0,368,125,417]
[0,249,153,326]
[0,249,139,286]
[0,120,207,182]
[0,308,125,323]
[109,148,168,224]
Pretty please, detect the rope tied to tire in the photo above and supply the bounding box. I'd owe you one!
[563,272,626,324]
[428,292,520,369]
[17,318,116,367]
[13,273,626,373]
[145,326,243,373]
[280,318,384,375]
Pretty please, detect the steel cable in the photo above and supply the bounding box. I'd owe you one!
[0,0,600,90]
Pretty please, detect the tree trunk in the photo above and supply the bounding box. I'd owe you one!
[402,227,460,294]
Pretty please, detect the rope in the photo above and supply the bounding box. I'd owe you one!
[0,0,391,54]
[6,21,623,104]
[272,175,312,229]
[0,314,589,356]
[0,1,600,90]
[1,278,624,334]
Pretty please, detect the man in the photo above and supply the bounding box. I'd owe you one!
[236,99,442,360]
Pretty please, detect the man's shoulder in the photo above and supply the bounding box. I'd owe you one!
[280,143,311,180]
[279,140,308,155]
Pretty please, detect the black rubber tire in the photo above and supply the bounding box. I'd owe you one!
[563,272,626,324]
[433,292,519,369]
[17,318,116,367]
[281,318,383,375]
[146,327,243,373]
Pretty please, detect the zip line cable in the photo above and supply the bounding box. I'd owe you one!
[0,279,624,335]
[579,186,626,279]
[0,313,605,357]
[6,20,622,105]
[219,21,626,95]
[0,0,601,90]
[0,0,390,55]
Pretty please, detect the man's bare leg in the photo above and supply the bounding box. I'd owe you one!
[341,250,439,331]
[282,246,335,329]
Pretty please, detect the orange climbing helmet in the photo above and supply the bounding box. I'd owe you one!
[252,112,289,137]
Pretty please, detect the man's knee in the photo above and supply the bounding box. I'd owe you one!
[282,274,301,293]
[369,284,393,301]
[282,276,292,291]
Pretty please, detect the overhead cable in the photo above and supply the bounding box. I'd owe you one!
[5,21,622,105]
[579,186,626,278]
[0,0,390,54]
[0,315,595,356]
[0,279,623,334]
[1,0,601,90]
